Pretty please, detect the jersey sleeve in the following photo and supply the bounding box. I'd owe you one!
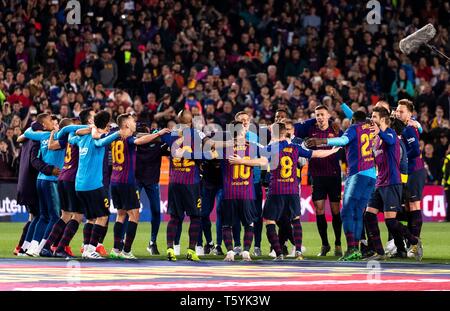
[379,128,396,145]
[297,144,313,159]
[24,128,51,141]
[127,136,137,145]
[54,125,89,140]
[341,102,354,119]
[94,131,120,147]
[68,132,81,146]
[403,127,421,159]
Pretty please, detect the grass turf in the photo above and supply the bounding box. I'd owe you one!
[1,222,449,263]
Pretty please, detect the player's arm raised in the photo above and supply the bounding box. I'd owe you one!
[48,130,62,150]
[134,128,170,145]
[228,154,268,167]
[310,147,341,158]
[94,131,120,147]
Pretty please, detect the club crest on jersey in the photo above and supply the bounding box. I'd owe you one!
[79,147,88,157]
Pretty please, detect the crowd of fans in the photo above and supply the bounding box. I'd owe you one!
[1,0,450,185]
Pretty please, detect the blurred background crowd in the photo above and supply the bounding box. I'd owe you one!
[1,0,450,185]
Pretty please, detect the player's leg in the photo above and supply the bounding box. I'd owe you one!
[314,199,330,256]
[40,181,72,256]
[110,185,126,257]
[241,200,257,261]
[213,189,224,255]
[84,188,110,259]
[363,188,384,260]
[166,183,182,260]
[186,185,202,261]
[253,183,263,256]
[122,204,140,259]
[340,192,356,259]
[232,217,242,255]
[221,199,235,261]
[20,204,40,254]
[41,181,61,252]
[329,176,343,256]
[406,169,426,238]
[142,183,161,255]
[312,176,330,256]
[15,215,31,255]
[27,180,50,257]
[382,185,423,261]
[276,214,293,257]
[264,195,283,259]
[198,185,214,255]
[289,195,304,260]
[55,212,83,258]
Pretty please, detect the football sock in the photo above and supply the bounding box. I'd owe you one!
[222,226,233,251]
[243,226,254,252]
[18,221,30,248]
[113,222,124,251]
[266,224,281,256]
[408,210,423,238]
[89,224,106,249]
[123,221,138,253]
[166,216,180,249]
[188,216,201,250]
[57,220,79,251]
[316,214,329,246]
[43,219,66,250]
[364,212,384,255]
[332,213,342,246]
[83,223,94,246]
[291,218,303,252]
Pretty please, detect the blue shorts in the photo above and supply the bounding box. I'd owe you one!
[368,184,403,212]
[406,168,426,202]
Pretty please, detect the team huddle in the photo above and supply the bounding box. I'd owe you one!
[13,97,424,262]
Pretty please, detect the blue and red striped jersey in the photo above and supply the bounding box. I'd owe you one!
[222,142,260,199]
[373,128,402,187]
[110,136,137,185]
[294,119,342,176]
[161,128,205,185]
[343,123,375,176]
[266,140,312,195]
[58,142,79,182]
[401,125,425,174]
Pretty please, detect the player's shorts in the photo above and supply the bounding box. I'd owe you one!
[311,176,342,202]
[263,194,301,221]
[368,184,403,212]
[168,183,201,218]
[76,187,110,220]
[111,184,140,211]
[406,168,426,202]
[58,180,83,214]
[222,199,257,227]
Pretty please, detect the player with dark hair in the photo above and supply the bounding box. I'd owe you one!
[15,121,59,256]
[48,109,96,258]
[161,109,207,261]
[265,122,340,260]
[363,107,422,261]
[294,105,344,257]
[306,111,376,261]
[135,124,171,256]
[109,114,169,259]
[215,121,268,261]
[234,111,264,256]
[38,116,90,257]
[69,111,122,259]
[21,113,65,257]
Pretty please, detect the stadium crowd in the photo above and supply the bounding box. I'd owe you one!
[1,0,450,219]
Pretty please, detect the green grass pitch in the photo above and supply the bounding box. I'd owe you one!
[1,222,449,263]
